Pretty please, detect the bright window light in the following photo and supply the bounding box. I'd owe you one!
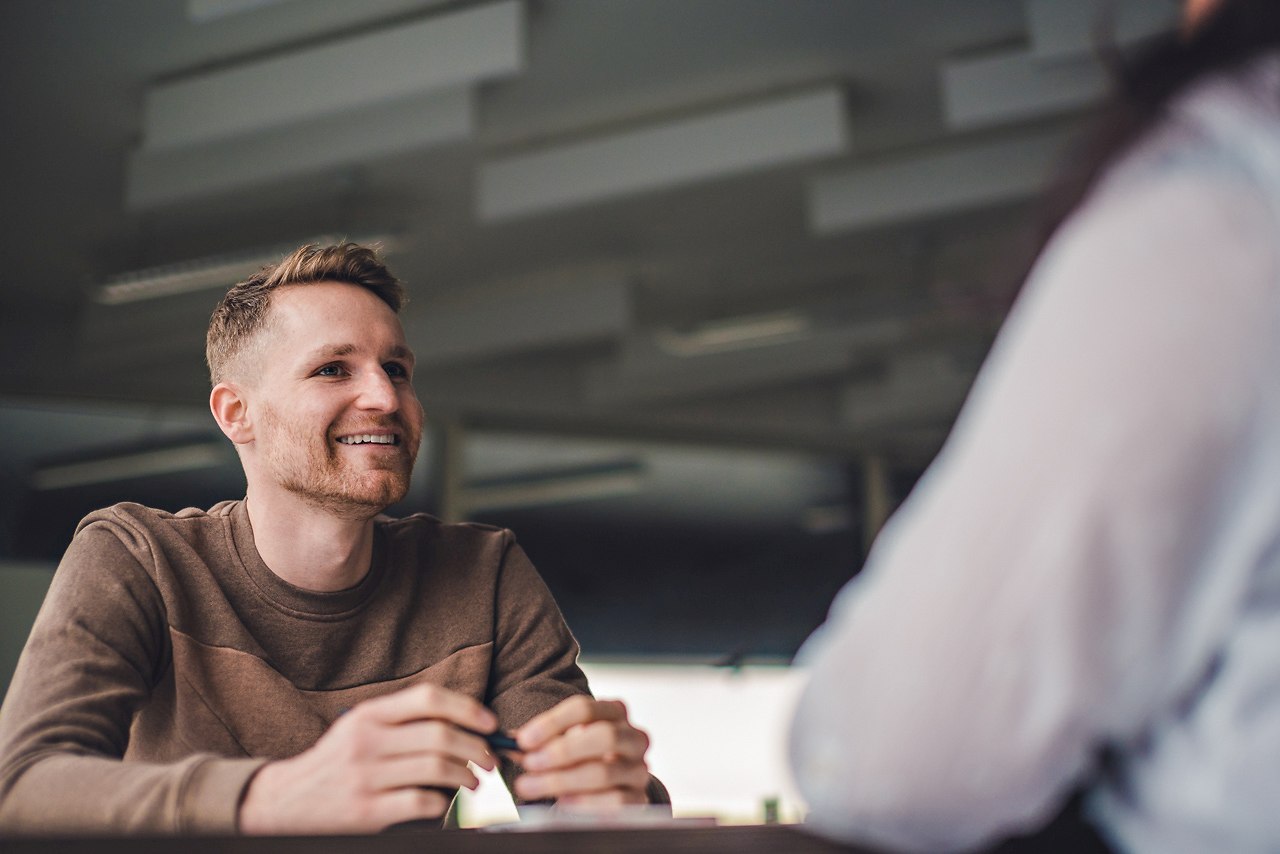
[455,661,811,827]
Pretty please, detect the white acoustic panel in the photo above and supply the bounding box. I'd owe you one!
[807,127,1069,235]
[477,87,849,222]
[941,48,1105,130]
[144,0,522,150]
[585,309,907,405]
[1027,0,1177,59]
[408,273,631,366]
[126,88,472,209]
[1026,0,1097,58]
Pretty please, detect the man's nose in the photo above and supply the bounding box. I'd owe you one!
[355,369,399,412]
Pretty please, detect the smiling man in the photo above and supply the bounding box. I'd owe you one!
[0,243,664,834]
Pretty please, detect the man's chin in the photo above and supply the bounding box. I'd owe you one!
[289,477,410,519]
[347,480,410,514]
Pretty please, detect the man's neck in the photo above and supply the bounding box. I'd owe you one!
[243,487,379,592]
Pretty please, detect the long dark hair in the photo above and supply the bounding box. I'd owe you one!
[1034,0,1280,259]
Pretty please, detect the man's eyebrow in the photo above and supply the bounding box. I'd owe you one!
[388,344,415,362]
[304,344,358,360]
[302,343,415,362]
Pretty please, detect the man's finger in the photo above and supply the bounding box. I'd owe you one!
[370,752,480,792]
[354,682,497,732]
[514,759,650,800]
[522,720,648,771]
[516,696,627,750]
[370,719,495,770]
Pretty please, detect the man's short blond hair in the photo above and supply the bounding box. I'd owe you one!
[206,242,406,384]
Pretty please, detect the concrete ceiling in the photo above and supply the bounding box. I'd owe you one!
[0,0,1177,653]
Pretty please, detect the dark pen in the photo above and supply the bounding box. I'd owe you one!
[465,727,521,752]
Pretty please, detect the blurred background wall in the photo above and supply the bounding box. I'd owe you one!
[0,0,1178,822]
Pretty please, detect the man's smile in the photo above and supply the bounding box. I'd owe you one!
[335,433,401,446]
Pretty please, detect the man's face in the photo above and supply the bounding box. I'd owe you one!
[241,281,424,516]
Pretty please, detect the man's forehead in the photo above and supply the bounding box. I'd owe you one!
[236,284,413,379]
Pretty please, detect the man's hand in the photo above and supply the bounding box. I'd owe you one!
[512,696,653,810]
[238,683,498,834]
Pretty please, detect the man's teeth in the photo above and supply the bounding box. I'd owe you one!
[337,434,397,445]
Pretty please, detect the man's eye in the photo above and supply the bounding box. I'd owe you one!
[316,364,343,377]
[384,362,408,379]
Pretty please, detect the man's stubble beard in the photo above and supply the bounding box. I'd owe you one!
[259,403,419,519]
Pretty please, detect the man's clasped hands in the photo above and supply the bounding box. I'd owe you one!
[239,683,653,834]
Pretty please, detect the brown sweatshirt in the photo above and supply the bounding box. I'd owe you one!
[0,500,592,834]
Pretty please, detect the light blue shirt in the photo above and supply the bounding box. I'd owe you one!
[789,55,1280,853]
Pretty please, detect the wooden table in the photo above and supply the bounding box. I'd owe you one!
[0,825,870,854]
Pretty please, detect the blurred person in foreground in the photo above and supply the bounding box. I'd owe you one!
[0,243,665,834]
[790,0,1280,851]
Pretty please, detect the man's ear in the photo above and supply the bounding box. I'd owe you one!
[210,382,253,445]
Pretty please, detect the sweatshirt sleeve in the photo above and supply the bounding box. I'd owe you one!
[482,534,672,807]
[485,532,591,729]
[788,166,1280,849]
[0,519,265,834]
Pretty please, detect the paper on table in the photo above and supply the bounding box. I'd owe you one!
[482,805,717,832]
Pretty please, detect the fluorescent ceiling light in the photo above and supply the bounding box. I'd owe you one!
[144,0,523,150]
[31,442,230,491]
[940,48,1105,131]
[585,312,905,405]
[126,87,472,209]
[807,126,1070,234]
[96,233,402,304]
[477,86,849,222]
[653,311,811,358]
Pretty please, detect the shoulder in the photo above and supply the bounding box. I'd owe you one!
[1111,54,1280,195]
[1055,57,1280,284]
[1027,160,1276,361]
[71,500,239,558]
[1174,52,1280,137]
[75,500,234,534]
